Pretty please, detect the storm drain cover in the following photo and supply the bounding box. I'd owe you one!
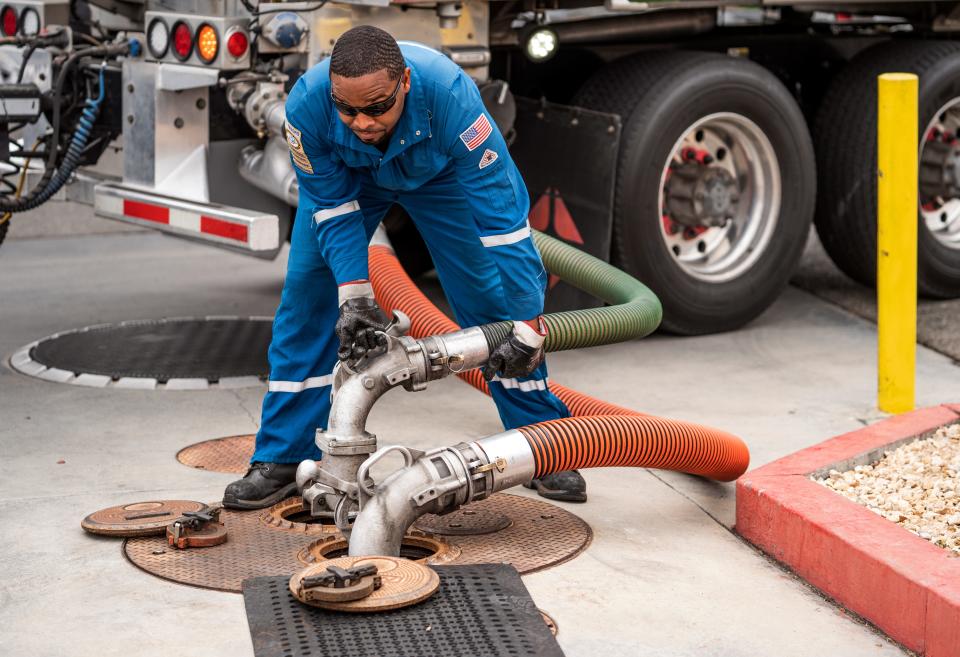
[123,494,592,592]
[243,565,565,657]
[177,435,255,474]
[10,317,271,389]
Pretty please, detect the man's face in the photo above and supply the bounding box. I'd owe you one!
[330,67,411,146]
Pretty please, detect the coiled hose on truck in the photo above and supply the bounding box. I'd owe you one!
[368,229,750,482]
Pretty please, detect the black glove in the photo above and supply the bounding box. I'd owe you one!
[482,317,546,381]
[335,284,391,362]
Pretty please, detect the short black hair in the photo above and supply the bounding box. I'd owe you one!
[330,26,405,80]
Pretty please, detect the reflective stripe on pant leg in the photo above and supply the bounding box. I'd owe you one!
[255,184,395,464]
[486,360,569,429]
[253,271,339,463]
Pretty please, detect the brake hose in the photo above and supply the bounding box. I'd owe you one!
[0,41,133,213]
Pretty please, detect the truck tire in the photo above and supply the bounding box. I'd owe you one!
[574,52,815,335]
[815,41,960,299]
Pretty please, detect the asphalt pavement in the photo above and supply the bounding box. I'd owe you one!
[1,205,958,657]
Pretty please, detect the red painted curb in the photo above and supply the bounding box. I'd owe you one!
[736,405,960,656]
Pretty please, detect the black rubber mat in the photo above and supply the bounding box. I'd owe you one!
[30,318,270,382]
[242,564,564,657]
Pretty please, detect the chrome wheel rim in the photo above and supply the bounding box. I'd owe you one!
[657,112,782,283]
[920,98,960,250]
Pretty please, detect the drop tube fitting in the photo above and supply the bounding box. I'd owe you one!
[349,415,749,556]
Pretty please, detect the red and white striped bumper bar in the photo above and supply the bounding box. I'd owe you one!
[94,183,280,254]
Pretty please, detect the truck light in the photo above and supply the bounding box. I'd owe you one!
[147,18,169,59]
[171,20,193,61]
[1,6,17,37]
[20,7,38,36]
[196,23,218,63]
[524,27,558,63]
[226,27,249,59]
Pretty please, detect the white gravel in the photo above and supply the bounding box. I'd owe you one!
[814,423,960,554]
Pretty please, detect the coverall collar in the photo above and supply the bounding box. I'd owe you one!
[327,60,432,161]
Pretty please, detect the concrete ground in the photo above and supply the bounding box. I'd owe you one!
[1,207,958,657]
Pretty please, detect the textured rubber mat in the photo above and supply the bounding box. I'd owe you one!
[28,318,270,382]
[242,564,565,657]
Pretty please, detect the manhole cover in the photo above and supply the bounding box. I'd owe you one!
[417,494,591,574]
[297,530,462,566]
[414,505,512,535]
[177,435,255,474]
[123,494,591,592]
[82,500,207,537]
[289,556,440,612]
[259,497,341,535]
[10,317,271,389]
[540,610,559,636]
[125,506,323,592]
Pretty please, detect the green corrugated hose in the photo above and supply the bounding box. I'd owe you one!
[479,230,663,351]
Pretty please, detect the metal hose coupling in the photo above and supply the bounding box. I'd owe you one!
[347,430,536,557]
[296,317,494,532]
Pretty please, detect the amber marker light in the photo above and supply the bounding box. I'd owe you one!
[196,23,219,64]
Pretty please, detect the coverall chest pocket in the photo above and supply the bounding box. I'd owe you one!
[337,146,376,170]
[402,142,444,181]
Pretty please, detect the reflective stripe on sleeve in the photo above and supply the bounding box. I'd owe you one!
[313,200,360,224]
[267,374,334,393]
[491,375,547,392]
[479,223,531,247]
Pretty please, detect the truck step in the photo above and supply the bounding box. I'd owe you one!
[94,182,280,255]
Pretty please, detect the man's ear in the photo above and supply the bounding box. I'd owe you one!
[403,67,412,93]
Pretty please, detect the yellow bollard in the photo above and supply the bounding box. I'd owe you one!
[877,73,918,414]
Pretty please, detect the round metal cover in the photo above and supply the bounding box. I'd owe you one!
[297,530,462,566]
[123,494,591,592]
[290,556,439,612]
[125,506,323,592]
[14,317,271,387]
[414,505,512,536]
[418,494,592,574]
[177,435,255,474]
[167,522,229,549]
[540,610,558,636]
[82,500,206,537]
[259,497,339,535]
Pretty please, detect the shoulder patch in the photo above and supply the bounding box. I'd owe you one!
[459,114,492,152]
[284,121,313,174]
[479,148,498,169]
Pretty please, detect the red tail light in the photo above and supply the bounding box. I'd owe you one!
[1,6,17,37]
[226,29,248,59]
[171,21,193,61]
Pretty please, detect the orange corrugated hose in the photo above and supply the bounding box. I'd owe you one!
[368,245,750,481]
[518,416,747,482]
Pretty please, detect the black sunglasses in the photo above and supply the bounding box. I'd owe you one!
[331,77,403,117]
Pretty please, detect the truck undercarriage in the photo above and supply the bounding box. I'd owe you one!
[0,0,957,333]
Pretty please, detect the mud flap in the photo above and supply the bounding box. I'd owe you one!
[511,98,621,312]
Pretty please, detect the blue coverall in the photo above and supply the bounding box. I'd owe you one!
[253,42,570,464]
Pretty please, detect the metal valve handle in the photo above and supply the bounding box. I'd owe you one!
[356,444,423,498]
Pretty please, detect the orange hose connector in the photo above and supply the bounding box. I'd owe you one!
[368,244,749,481]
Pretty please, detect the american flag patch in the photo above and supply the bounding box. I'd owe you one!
[459,114,492,151]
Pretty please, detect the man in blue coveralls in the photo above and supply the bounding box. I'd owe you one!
[223,26,586,509]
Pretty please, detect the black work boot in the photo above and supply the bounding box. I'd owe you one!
[524,470,587,503]
[222,462,298,510]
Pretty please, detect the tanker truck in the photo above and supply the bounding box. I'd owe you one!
[0,0,957,334]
